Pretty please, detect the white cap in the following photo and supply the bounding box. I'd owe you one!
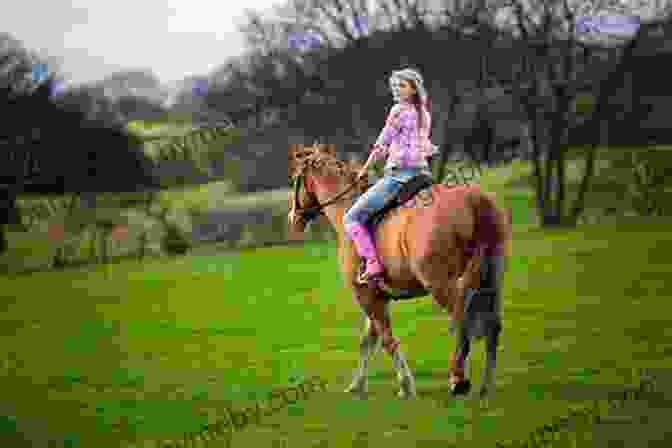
[389,68,428,105]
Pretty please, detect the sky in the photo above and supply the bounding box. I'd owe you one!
[1,0,285,87]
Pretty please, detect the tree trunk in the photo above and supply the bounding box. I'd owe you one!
[572,119,607,220]
[0,188,20,254]
[549,85,573,226]
[0,225,7,255]
[100,229,109,264]
[556,153,567,223]
[571,27,644,222]
[555,123,568,225]
[529,115,545,219]
[483,120,494,164]
[138,231,148,261]
[435,81,463,183]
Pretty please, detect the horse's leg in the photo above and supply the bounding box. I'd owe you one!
[353,288,399,356]
[449,318,473,395]
[345,317,382,396]
[381,302,417,399]
[422,277,472,396]
[479,318,501,405]
[350,283,416,398]
[479,254,505,402]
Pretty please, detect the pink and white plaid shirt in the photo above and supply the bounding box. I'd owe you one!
[370,100,439,171]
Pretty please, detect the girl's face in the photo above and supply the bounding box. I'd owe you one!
[392,78,416,100]
[399,79,416,99]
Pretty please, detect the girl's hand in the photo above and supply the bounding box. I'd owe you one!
[356,168,367,181]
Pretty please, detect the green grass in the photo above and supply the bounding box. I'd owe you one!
[1,185,672,447]
[1,155,671,447]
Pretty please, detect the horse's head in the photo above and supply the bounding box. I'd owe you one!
[288,142,367,233]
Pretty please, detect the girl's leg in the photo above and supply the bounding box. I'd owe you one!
[344,176,404,224]
[344,176,402,282]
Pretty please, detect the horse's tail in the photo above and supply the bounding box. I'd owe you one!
[462,189,509,338]
[473,191,510,253]
[458,189,507,289]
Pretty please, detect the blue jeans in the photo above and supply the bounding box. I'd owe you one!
[344,167,427,226]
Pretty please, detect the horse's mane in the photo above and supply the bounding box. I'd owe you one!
[290,143,359,183]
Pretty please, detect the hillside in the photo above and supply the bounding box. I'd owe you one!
[124,119,243,190]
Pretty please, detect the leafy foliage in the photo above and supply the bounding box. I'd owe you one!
[161,223,190,255]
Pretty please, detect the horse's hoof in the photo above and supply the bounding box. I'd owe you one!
[398,389,417,399]
[347,391,368,399]
[450,379,472,396]
[345,385,368,397]
[398,376,417,399]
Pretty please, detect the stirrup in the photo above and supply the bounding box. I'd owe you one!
[358,270,384,285]
[357,259,384,286]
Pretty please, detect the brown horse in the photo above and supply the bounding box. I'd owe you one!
[288,142,512,401]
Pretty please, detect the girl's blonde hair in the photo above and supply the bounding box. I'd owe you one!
[389,68,432,136]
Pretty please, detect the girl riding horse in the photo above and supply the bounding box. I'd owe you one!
[344,68,439,284]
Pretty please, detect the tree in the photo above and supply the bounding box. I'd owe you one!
[479,0,671,227]
[115,95,166,121]
[571,17,672,220]
[211,0,669,203]
[279,0,370,47]
[0,35,160,255]
[232,6,341,127]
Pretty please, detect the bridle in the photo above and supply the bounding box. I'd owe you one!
[291,166,359,225]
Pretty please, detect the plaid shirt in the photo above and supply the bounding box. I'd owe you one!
[371,100,439,171]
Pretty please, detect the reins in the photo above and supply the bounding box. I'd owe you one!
[293,166,360,222]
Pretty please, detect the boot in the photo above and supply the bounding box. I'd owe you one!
[345,222,384,284]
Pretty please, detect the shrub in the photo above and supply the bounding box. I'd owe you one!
[161,223,190,255]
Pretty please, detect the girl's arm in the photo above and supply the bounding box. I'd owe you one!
[369,104,404,163]
[358,145,378,176]
[422,142,440,160]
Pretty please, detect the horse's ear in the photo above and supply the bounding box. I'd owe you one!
[314,142,335,156]
[349,157,364,171]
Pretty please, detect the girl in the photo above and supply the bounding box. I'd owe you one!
[344,68,439,285]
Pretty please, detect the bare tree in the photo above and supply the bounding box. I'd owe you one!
[474,0,671,227]
[230,3,351,136]
[428,0,504,179]
[264,0,378,48]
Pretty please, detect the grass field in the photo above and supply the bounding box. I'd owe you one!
[1,159,671,447]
